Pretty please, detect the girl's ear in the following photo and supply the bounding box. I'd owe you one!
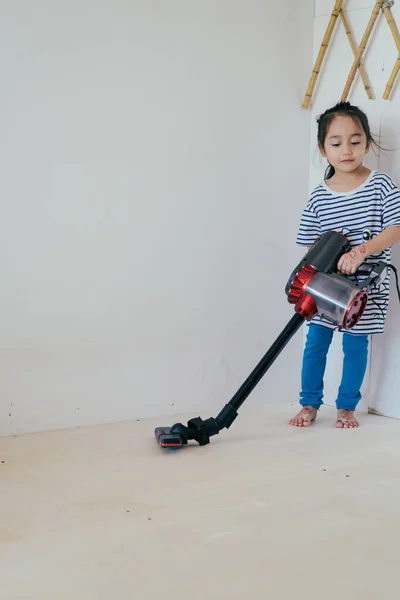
[365,141,371,155]
[318,143,327,158]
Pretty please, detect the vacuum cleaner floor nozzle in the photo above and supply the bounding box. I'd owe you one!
[154,427,184,448]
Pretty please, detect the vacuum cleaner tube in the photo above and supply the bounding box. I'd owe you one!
[305,272,368,330]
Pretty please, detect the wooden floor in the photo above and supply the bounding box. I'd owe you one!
[1,402,399,600]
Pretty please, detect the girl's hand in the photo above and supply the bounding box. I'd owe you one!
[337,243,368,275]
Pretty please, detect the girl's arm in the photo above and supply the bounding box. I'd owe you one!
[364,226,400,257]
[338,225,400,275]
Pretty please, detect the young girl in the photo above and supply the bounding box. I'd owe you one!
[289,101,400,429]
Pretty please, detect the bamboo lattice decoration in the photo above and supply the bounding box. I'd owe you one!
[302,0,400,107]
[382,1,400,99]
[340,10,373,99]
[302,0,344,109]
[341,1,384,101]
[302,1,374,108]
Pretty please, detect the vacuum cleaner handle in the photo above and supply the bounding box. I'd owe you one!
[354,261,388,289]
[355,261,400,303]
[355,263,380,274]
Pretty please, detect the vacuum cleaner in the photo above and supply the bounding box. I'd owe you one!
[154,230,390,449]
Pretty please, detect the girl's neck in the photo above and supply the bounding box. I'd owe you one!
[325,165,371,193]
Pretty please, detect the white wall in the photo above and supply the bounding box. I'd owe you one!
[0,1,314,436]
[308,0,400,416]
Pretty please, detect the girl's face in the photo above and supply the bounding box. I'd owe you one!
[319,115,370,175]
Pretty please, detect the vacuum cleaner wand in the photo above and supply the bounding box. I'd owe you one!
[155,312,305,448]
[155,231,387,449]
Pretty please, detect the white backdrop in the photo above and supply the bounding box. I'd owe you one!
[0,1,315,436]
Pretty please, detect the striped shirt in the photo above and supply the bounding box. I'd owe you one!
[296,171,400,335]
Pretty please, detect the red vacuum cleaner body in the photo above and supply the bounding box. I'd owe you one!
[285,230,374,330]
[154,231,389,449]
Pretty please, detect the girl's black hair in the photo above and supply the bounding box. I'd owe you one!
[317,101,380,180]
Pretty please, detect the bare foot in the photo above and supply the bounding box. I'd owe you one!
[336,409,359,429]
[288,406,317,427]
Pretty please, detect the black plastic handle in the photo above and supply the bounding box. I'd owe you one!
[355,263,377,275]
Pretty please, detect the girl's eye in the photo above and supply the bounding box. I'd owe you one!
[332,143,340,147]
[352,142,360,145]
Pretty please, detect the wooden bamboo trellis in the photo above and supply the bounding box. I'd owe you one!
[340,9,373,99]
[302,1,374,108]
[382,1,400,99]
[341,0,384,101]
[302,0,400,107]
[384,56,400,99]
[302,0,344,109]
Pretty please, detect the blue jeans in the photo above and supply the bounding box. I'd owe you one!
[300,324,369,411]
